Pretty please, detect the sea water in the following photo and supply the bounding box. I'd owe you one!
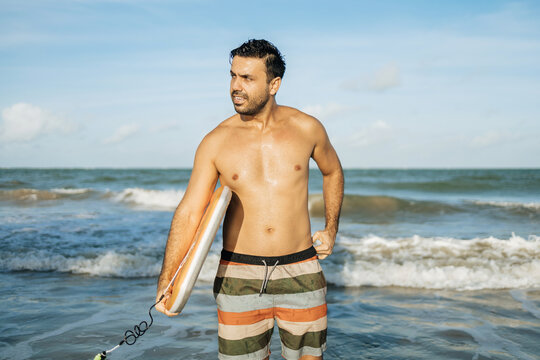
[0,168,539,359]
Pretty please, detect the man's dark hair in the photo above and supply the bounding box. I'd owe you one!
[230,39,286,82]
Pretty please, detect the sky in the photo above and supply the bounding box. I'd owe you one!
[1,0,539,168]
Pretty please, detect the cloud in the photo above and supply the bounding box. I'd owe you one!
[0,103,76,142]
[349,120,393,147]
[369,63,401,91]
[103,124,140,144]
[341,63,401,92]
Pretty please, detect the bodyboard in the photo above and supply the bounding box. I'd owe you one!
[166,185,232,313]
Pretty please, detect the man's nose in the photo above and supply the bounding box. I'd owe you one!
[231,77,242,92]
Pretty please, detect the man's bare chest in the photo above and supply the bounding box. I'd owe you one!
[215,130,313,186]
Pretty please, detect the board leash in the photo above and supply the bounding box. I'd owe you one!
[93,294,163,360]
[92,241,198,359]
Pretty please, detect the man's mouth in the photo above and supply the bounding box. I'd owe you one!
[232,94,247,105]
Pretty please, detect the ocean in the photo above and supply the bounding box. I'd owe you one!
[0,168,539,359]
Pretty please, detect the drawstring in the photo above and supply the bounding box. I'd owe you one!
[259,259,279,296]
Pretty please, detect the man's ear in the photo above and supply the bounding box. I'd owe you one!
[269,77,281,96]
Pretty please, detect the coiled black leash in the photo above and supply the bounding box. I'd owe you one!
[93,294,164,360]
[93,248,188,359]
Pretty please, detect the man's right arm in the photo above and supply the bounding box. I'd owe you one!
[309,116,344,260]
[155,133,219,316]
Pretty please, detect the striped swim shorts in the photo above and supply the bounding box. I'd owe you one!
[213,246,327,360]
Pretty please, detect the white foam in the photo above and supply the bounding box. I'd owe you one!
[111,187,185,211]
[0,237,222,281]
[4,232,539,290]
[472,200,540,210]
[324,233,540,290]
[51,188,92,195]
[0,250,162,278]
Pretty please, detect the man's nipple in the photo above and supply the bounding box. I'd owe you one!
[294,164,301,171]
[232,174,239,181]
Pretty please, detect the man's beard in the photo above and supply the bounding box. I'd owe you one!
[232,90,270,116]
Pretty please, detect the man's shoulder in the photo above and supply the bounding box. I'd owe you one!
[206,115,236,135]
[198,115,238,149]
[279,106,326,133]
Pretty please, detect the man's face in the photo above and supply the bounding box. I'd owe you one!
[230,56,271,116]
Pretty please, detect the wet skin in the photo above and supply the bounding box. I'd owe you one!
[156,56,344,325]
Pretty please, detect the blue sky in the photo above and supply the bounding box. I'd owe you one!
[1,0,539,168]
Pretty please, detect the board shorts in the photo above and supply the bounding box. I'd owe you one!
[213,246,327,360]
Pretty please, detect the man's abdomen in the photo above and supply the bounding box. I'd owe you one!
[222,190,312,256]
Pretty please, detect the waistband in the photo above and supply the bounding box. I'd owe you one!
[220,246,317,265]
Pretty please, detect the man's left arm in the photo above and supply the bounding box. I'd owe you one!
[310,118,344,259]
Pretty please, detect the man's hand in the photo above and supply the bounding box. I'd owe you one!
[312,229,336,260]
[155,288,180,317]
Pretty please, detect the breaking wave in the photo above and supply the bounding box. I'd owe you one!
[0,187,185,211]
[471,200,540,211]
[0,250,162,278]
[0,247,222,281]
[309,194,540,222]
[108,187,185,211]
[324,233,540,290]
[0,188,94,202]
[2,234,539,291]
[309,194,460,218]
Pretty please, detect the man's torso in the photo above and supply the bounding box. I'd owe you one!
[212,106,316,256]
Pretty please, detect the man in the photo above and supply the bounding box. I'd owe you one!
[156,39,344,360]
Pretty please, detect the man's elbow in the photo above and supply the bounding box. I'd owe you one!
[322,168,344,191]
[323,160,343,179]
[172,202,204,226]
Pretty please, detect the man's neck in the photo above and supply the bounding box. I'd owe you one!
[239,100,279,130]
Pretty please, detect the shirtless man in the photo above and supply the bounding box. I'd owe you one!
[156,39,344,360]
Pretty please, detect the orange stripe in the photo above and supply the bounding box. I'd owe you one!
[218,308,274,326]
[297,256,318,264]
[219,259,252,266]
[219,255,318,266]
[218,303,327,325]
[275,304,327,322]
